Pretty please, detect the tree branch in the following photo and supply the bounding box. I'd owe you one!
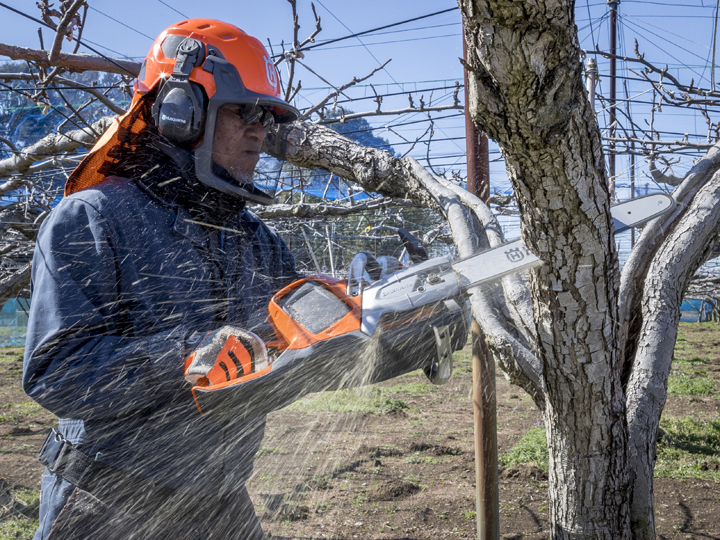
[0,264,31,305]
[0,115,114,180]
[48,0,86,65]
[0,72,127,115]
[0,43,140,76]
[252,197,418,219]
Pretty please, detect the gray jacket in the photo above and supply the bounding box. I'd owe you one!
[23,176,296,495]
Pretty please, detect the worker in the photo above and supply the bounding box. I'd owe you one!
[23,19,299,540]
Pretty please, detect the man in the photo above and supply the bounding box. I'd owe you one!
[23,19,298,539]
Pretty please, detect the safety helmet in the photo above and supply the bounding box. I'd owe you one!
[65,19,299,204]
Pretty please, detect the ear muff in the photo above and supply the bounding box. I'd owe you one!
[153,80,206,145]
[151,38,208,146]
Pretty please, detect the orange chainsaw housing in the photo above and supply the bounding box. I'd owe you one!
[267,275,362,351]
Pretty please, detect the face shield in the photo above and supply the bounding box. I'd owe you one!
[190,53,298,206]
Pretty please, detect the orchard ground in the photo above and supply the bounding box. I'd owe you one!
[1,323,719,540]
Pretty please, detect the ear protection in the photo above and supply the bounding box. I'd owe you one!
[151,38,208,146]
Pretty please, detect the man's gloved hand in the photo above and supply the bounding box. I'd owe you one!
[184,326,269,387]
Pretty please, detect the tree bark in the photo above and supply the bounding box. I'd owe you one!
[0,264,31,305]
[459,1,630,537]
[625,165,720,538]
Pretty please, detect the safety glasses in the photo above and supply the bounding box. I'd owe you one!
[237,103,276,129]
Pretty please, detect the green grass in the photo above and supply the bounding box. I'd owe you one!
[667,373,717,396]
[499,425,549,471]
[656,416,720,481]
[287,386,408,415]
[0,489,40,540]
[405,455,443,464]
[10,402,41,412]
[10,488,39,508]
[0,518,38,540]
[256,446,290,457]
[383,381,438,395]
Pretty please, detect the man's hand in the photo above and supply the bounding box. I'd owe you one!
[184,326,269,387]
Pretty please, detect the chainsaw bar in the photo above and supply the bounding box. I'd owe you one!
[361,193,675,335]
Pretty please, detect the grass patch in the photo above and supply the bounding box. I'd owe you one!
[0,518,38,540]
[383,381,438,395]
[288,387,408,415]
[499,425,549,471]
[256,446,290,457]
[10,488,39,508]
[673,356,710,368]
[405,455,443,464]
[11,402,41,412]
[656,416,720,481]
[667,373,717,396]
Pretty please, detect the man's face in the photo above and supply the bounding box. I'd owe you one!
[212,104,267,184]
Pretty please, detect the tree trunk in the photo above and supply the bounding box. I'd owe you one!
[459,1,631,537]
[625,167,720,538]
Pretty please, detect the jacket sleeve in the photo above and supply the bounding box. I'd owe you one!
[23,198,191,420]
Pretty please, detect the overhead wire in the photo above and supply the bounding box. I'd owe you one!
[285,6,459,54]
[312,0,404,91]
[88,7,155,41]
[155,0,189,19]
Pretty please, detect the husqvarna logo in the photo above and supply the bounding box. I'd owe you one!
[264,55,277,89]
[161,114,185,124]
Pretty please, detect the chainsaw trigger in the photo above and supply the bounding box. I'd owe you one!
[425,325,453,385]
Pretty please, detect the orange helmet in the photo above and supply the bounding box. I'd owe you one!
[138,19,299,204]
[65,19,298,204]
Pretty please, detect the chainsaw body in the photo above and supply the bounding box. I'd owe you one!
[191,270,470,421]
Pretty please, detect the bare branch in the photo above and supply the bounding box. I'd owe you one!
[252,197,418,219]
[591,42,720,99]
[647,156,685,186]
[0,115,115,181]
[316,102,462,124]
[0,264,31,305]
[48,0,86,65]
[301,60,391,121]
[0,43,140,76]
[0,72,127,115]
[0,136,19,154]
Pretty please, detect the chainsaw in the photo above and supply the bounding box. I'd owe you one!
[185,193,674,421]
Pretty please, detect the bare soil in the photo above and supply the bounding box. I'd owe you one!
[1,323,719,539]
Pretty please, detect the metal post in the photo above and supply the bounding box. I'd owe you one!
[463,32,499,540]
[630,144,635,245]
[608,0,620,198]
[585,57,598,114]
